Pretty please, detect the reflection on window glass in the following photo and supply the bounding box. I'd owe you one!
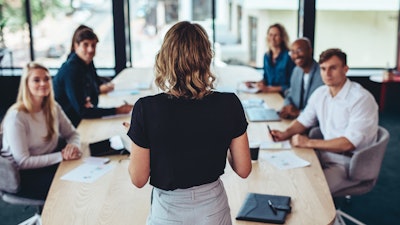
[219,1,298,67]
[130,0,212,67]
[129,0,298,68]
[31,0,115,68]
[315,0,399,68]
[0,0,30,69]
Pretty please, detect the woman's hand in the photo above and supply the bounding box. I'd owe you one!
[62,144,82,160]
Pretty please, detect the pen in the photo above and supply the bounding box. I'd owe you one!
[124,100,129,105]
[267,125,276,142]
[268,200,277,215]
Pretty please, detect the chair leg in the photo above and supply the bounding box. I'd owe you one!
[335,209,366,225]
[18,213,42,225]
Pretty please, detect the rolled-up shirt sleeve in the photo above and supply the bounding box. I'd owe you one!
[343,95,378,149]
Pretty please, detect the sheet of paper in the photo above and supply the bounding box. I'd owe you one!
[237,82,260,93]
[101,112,131,119]
[83,156,110,165]
[263,151,310,170]
[260,140,291,149]
[107,89,140,97]
[60,163,115,183]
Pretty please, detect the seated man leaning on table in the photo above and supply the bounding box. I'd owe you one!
[279,38,324,119]
[270,48,378,193]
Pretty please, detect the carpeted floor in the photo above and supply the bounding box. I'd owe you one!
[1,111,399,225]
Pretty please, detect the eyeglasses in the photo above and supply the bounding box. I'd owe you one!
[289,48,304,56]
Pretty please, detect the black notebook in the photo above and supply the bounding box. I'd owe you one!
[236,193,291,224]
[89,135,129,156]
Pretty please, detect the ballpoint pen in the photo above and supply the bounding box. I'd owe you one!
[123,100,129,105]
[268,200,277,215]
[267,125,276,142]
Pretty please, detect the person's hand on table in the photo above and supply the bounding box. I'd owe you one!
[245,81,257,88]
[291,134,310,148]
[116,103,133,114]
[100,82,115,94]
[270,129,290,142]
[279,104,300,119]
[61,144,82,160]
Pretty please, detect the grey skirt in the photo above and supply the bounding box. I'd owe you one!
[147,178,232,225]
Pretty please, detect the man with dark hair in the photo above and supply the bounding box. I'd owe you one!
[270,48,378,193]
[279,38,324,119]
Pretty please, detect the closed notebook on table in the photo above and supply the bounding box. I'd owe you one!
[236,193,291,224]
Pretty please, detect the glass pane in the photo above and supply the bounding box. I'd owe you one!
[217,0,298,67]
[129,0,213,68]
[129,0,298,68]
[0,1,31,69]
[31,0,115,68]
[315,0,399,68]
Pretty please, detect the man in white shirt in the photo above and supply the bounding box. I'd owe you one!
[270,48,378,193]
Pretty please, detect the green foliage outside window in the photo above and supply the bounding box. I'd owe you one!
[0,0,70,47]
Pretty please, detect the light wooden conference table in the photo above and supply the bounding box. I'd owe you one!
[42,65,336,225]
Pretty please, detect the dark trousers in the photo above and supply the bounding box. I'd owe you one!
[17,138,66,200]
[18,163,59,200]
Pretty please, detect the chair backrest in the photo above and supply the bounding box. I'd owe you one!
[0,156,20,193]
[0,131,45,207]
[334,126,390,197]
[0,130,21,194]
[348,126,390,181]
[308,126,390,197]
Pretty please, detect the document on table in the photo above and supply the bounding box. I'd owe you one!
[260,140,291,149]
[237,82,260,93]
[264,151,310,170]
[107,89,140,97]
[60,163,115,183]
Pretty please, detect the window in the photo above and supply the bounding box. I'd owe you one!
[129,0,213,67]
[315,0,399,68]
[0,0,30,69]
[221,0,298,67]
[31,0,115,68]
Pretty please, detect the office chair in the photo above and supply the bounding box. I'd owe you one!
[309,126,390,225]
[0,132,45,225]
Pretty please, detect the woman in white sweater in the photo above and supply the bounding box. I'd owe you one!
[1,62,82,200]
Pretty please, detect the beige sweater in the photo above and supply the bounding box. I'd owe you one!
[1,104,80,169]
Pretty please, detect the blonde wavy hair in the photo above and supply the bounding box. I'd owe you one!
[154,21,215,99]
[12,62,57,141]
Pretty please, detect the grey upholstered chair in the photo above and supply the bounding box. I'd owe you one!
[0,131,44,225]
[309,126,390,225]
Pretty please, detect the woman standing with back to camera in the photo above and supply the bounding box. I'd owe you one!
[127,21,252,225]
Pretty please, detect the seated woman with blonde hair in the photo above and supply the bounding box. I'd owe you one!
[1,62,81,200]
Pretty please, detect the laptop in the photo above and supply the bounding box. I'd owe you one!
[244,107,281,122]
